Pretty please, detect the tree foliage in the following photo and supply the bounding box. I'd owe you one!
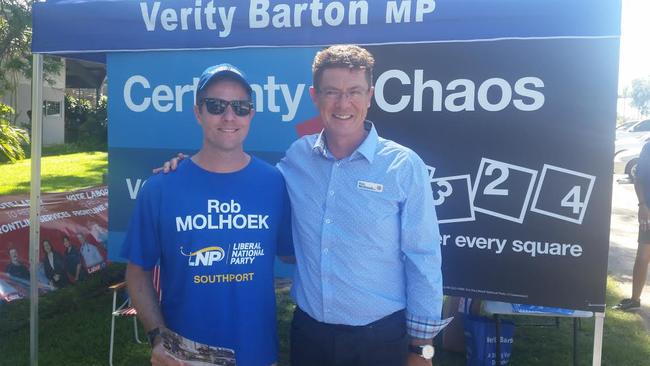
[0,0,62,96]
[65,94,107,148]
[0,1,62,162]
[0,102,29,162]
[630,77,650,116]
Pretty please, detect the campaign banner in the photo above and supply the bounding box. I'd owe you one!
[108,32,617,310]
[366,40,617,311]
[0,186,109,303]
[32,0,620,55]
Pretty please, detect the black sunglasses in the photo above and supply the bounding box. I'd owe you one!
[200,98,253,116]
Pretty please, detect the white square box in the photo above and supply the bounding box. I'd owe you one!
[471,158,538,224]
[530,164,595,224]
[431,174,475,224]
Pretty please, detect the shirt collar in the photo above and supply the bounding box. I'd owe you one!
[312,121,377,163]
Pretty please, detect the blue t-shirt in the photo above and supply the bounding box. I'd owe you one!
[121,157,293,366]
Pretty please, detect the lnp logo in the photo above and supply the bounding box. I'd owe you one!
[181,246,226,267]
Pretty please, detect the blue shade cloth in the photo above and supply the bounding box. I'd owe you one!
[278,121,448,338]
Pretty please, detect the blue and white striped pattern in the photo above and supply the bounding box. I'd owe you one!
[278,122,447,338]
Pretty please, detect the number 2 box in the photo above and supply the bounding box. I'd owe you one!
[471,158,538,224]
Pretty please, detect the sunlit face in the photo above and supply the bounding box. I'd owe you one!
[9,249,18,263]
[310,68,374,142]
[193,80,254,153]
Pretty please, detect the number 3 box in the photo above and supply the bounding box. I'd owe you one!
[431,174,475,224]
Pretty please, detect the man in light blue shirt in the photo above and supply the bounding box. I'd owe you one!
[278,45,449,366]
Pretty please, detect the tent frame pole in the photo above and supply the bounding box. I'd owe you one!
[29,53,44,366]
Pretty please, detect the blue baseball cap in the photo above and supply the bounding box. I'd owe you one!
[196,63,253,104]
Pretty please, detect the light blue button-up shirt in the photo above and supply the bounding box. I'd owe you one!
[278,122,447,338]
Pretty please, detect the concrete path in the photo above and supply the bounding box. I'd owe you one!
[608,175,650,330]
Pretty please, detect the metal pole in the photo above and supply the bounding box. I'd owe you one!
[591,312,605,366]
[573,318,578,366]
[29,53,44,366]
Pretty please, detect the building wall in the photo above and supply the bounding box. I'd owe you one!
[1,60,66,146]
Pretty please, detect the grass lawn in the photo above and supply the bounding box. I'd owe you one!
[0,270,648,366]
[0,147,107,195]
[1,146,648,365]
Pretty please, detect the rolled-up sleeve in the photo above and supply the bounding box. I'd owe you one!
[400,153,449,339]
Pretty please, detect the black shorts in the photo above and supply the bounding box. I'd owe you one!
[639,227,650,244]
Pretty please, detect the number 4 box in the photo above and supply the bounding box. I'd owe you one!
[530,164,595,225]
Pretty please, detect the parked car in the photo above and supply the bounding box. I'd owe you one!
[615,119,650,179]
[615,119,650,157]
[614,143,642,180]
[617,120,639,131]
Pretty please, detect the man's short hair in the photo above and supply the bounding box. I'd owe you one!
[312,45,375,91]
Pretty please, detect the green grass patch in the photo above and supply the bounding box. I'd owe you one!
[437,278,650,366]
[0,150,107,195]
[1,275,648,365]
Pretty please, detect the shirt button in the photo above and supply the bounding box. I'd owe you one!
[329,190,334,196]
[325,219,332,224]
[323,248,328,254]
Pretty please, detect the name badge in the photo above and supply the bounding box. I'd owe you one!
[357,180,383,193]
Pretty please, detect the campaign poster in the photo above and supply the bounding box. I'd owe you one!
[0,186,109,302]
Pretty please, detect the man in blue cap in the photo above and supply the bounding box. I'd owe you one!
[122,64,293,366]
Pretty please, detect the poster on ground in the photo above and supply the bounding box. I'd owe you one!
[0,186,109,302]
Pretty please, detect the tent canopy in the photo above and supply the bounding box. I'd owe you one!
[32,0,621,59]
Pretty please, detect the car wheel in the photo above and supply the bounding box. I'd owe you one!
[626,158,638,180]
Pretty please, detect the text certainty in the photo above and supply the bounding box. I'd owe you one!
[140,0,437,38]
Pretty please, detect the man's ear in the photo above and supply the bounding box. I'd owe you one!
[193,104,203,125]
[367,86,375,108]
[309,86,317,103]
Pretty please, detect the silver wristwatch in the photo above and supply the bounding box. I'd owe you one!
[409,344,435,360]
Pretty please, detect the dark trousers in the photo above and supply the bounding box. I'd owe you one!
[290,307,408,366]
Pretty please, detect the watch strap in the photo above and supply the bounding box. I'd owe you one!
[147,327,161,346]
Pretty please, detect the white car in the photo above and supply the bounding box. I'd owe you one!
[616,119,650,154]
[614,143,642,180]
[617,120,639,131]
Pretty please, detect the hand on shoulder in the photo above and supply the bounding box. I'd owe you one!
[152,153,189,174]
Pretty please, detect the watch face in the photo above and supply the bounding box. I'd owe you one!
[422,345,435,359]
